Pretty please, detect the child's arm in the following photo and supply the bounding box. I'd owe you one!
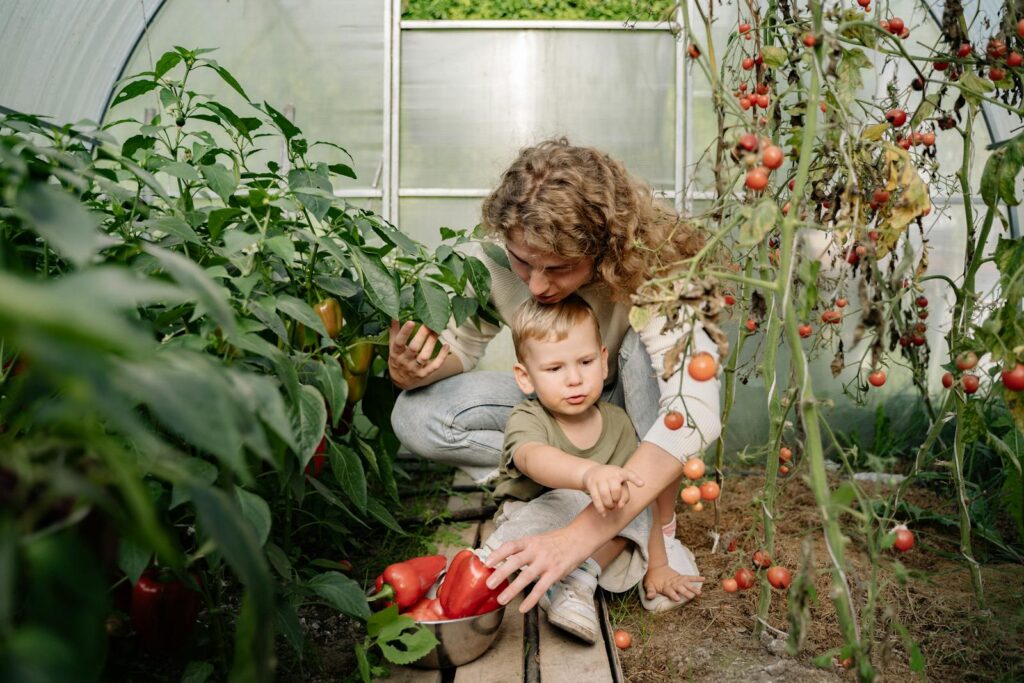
[513,443,645,514]
[643,499,704,602]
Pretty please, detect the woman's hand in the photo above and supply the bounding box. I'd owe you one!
[388,320,451,390]
[581,464,645,516]
[484,528,589,612]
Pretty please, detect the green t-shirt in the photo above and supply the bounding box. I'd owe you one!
[493,399,639,502]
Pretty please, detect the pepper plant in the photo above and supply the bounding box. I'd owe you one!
[0,48,495,680]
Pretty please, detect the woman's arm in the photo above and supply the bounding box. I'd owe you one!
[485,441,684,611]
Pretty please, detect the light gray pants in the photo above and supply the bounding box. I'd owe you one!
[391,329,661,482]
[482,490,652,593]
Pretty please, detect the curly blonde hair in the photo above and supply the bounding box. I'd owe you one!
[510,294,601,362]
[481,138,704,302]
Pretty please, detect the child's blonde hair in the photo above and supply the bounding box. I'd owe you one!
[511,295,601,362]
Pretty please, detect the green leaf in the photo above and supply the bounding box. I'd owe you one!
[959,71,994,107]
[307,572,370,621]
[16,183,113,269]
[273,596,305,656]
[293,384,328,470]
[451,295,478,327]
[122,134,157,159]
[315,275,361,299]
[413,280,452,334]
[287,168,334,221]
[154,51,183,78]
[144,245,237,335]
[206,63,250,101]
[111,79,160,108]
[264,235,296,264]
[116,534,152,585]
[143,216,201,244]
[378,621,438,666]
[208,208,242,240]
[738,200,779,246]
[235,488,271,547]
[351,247,400,319]
[170,457,219,509]
[330,443,367,512]
[161,161,202,183]
[464,256,492,305]
[366,497,404,535]
[830,481,857,509]
[370,220,420,255]
[264,102,301,140]
[367,605,400,638]
[201,163,237,202]
[180,661,214,683]
[328,163,357,179]
[115,353,246,478]
[480,241,511,270]
[275,294,330,339]
[319,358,349,424]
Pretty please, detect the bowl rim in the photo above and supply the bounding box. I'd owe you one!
[410,603,506,625]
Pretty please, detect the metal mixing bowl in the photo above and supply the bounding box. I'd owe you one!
[409,606,506,669]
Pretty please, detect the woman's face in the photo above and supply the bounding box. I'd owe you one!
[504,231,595,304]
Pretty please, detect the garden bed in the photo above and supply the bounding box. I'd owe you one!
[612,472,1024,682]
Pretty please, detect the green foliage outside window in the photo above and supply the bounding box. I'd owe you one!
[402,0,679,21]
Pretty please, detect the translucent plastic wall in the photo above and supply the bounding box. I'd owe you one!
[0,0,163,125]
[398,27,677,248]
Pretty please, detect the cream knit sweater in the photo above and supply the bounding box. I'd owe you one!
[440,241,722,462]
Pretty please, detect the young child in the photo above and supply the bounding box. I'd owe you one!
[482,295,704,644]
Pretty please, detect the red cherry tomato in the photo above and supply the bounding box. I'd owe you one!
[761,145,784,170]
[664,410,685,430]
[700,481,721,501]
[962,374,980,394]
[734,567,756,590]
[955,351,979,371]
[779,447,793,462]
[613,629,632,649]
[722,577,739,592]
[941,372,954,389]
[680,485,702,505]
[683,458,706,480]
[868,370,887,387]
[767,566,792,589]
[893,527,915,552]
[746,167,769,191]
[688,352,718,381]
[752,550,772,568]
[798,323,813,338]
[1002,363,1024,391]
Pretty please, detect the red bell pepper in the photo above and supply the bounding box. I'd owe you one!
[369,554,447,610]
[437,549,508,618]
[131,569,202,652]
[304,436,328,477]
[403,596,448,622]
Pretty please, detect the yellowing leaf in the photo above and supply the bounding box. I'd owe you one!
[874,144,930,257]
[629,305,653,332]
[862,123,890,141]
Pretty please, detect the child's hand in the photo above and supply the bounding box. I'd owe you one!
[643,564,705,602]
[580,464,645,515]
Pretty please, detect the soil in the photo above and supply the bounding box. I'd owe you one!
[611,473,1024,682]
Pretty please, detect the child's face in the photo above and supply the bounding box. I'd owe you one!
[513,320,608,418]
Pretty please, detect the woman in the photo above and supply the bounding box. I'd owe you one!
[388,138,722,612]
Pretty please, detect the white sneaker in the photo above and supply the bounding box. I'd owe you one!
[539,565,600,644]
[640,536,700,613]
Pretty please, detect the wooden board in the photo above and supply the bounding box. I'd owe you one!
[453,595,525,683]
[537,600,614,683]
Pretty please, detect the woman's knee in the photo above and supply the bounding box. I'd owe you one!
[391,388,443,457]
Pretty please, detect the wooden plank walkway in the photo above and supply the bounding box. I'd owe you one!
[385,472,623,682]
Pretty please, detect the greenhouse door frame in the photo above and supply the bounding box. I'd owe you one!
[374,0,691,225]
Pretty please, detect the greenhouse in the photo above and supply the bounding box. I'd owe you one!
[1,0,1022,681]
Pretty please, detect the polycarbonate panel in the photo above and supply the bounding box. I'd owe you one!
[0,0,162,125]
[400,29,676,191]
[110,0,385,188]
[397,197,484,250]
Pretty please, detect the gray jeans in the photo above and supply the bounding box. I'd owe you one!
[391,329,660,483]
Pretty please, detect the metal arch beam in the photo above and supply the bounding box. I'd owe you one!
[96,0,171,125]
